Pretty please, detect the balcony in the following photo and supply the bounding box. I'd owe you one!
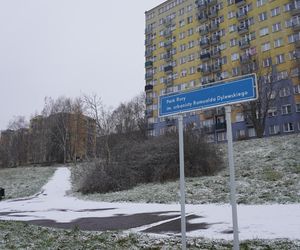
[209,22,219,32]
[145,49,153,57]
[145,61,153,68]
[145,27,153,34]
[199,66,212,75]
[146,98,153,105]
[198,13,208,23]
[164,78,173,86]
[212,63,222,73]
[211,34,220,45]
[240,54,252,64]
[292,20,300,32]
[203,109,215,118]
[164,40,173,49]
[238,24,249,35]
[215,121,226,130]
[145,84,153,92]
[236,10,248,21]
[163,30,172,38]
[211,49,221,58]
[166,118,176,127]
[163,18,173,27]
[145,110,153,118]
[164,65,173,73]
[200,52,211,61]
[208,0,217,6]
[145,38,153,46]
[200,28,209,36]
[145,72,153,80]
[208,9,218,19]
[291,2,300,15]
[200,39,210,48]
[195,0,207,8]
[239,39,250,49]
[235,0,246,7]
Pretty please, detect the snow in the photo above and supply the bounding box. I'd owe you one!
[0,167,299,241]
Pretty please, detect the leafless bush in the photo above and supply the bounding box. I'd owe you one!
[77,130,224,194]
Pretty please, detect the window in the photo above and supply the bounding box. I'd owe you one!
[180,44,186,52]
[268,107,277,117]
[275,54,285,64]
[296,103,300,112]
[248,128,256,137]
[229,24,237,33]
[236,113,244,122]
[261,42,271,52]
[179,19,185,27]
[179,32,185,39]
[281,104,292,114]
[217,132,227,141]
[274,38,283,48]
[291,67,300,76]
[263,57,272,67]
[230,38,238,47]
[271,7,280,17]
[189,66,196,74]
[179,8,184,16]
[272,22,281,32]
[227,0,234,6]
[283,122,294,132]
[188,40,194,48]
[279,87,290,97]
[257,0,267,7]
[258,12,267,21]
[294,85,300,94]
[284,3,292,12]
[260,27,269,36]
[236,129,246,139]
[187,28,193,36]
[231,53,239,61]
[269,125,280,135]
[228,11,235,19]
[187,16,193,24]
[232,67,240,76]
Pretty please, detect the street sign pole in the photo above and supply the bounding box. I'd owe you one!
[225,106,240,250]
[178,115,186,250]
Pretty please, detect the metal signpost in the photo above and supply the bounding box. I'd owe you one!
[158,74,257,250]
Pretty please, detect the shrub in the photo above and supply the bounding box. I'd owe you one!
[77,130,224,194]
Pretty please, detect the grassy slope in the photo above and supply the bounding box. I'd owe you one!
[0,166,56,200]
[0,221,299,250]
[71,134,300,204]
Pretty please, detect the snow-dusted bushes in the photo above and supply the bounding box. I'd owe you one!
[77,130,224,194]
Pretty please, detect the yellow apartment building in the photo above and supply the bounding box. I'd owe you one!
[145,0,300,141]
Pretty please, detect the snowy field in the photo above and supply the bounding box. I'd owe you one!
[0,166,56,199]
[0,168,299,243]
[71,133,300,205]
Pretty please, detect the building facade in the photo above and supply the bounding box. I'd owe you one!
[0,113,96,167]
[145,0,300,141]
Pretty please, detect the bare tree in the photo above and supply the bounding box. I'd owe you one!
[241,55,284,138]
[82,93,114,163]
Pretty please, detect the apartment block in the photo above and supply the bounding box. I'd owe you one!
[145,0,300,141]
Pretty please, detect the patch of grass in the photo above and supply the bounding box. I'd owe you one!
[0,221,299,250]
[0,166,56,199]
[262,167,283,182]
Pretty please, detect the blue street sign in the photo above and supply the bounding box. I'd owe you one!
[159,74,257,117]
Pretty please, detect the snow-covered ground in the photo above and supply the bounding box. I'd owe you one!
[0,167,299,241]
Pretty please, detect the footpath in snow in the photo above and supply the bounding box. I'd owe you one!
[0,167,299,241]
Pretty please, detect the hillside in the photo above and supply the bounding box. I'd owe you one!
[71,133,300,204]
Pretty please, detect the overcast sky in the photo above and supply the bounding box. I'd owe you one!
[0,0,163,130]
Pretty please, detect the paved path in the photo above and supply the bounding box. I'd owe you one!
[0,167,299,240]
